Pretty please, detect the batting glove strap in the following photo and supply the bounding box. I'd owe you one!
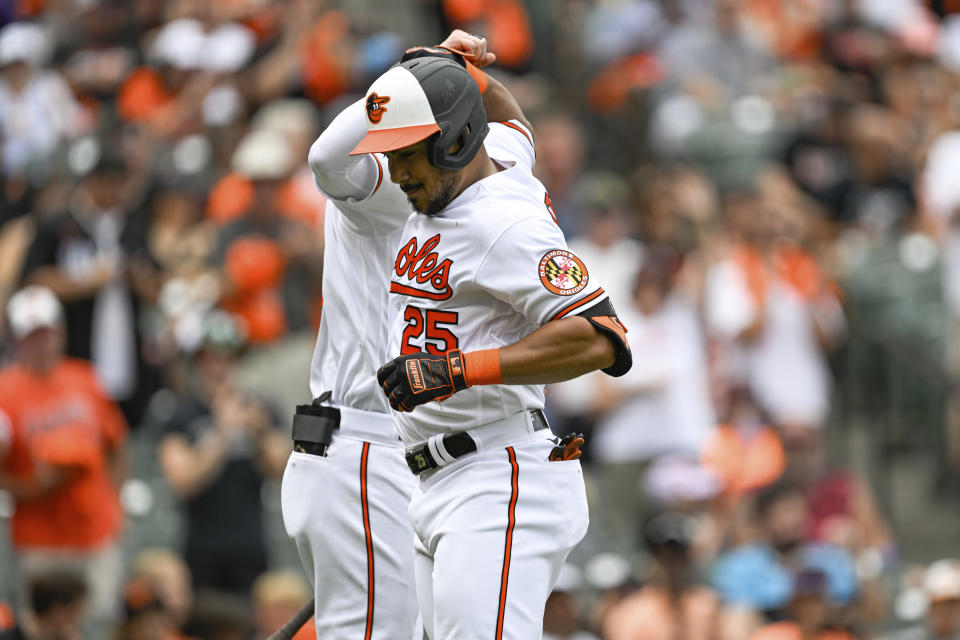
[377,349,471,412]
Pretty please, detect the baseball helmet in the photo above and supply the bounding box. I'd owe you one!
[350,57,488,170]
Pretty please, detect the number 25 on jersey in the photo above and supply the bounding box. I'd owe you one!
[401,306,460,355]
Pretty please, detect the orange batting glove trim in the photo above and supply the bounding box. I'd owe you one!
[463,348,502,386]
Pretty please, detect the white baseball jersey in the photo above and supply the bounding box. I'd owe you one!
[386,121,608,445]
[368,118,596,640]
[282,100,421,639]
[308,146,408,410]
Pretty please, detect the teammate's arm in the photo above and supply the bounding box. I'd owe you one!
[307,99,384,202]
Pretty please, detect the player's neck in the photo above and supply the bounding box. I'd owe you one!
[451,148,499,201]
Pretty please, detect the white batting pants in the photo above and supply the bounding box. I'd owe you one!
[281,407,420,640]
[409,414,589,640]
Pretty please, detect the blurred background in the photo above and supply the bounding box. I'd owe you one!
[1,0,960,638]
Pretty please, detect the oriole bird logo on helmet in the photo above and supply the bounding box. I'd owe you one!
[366,92,390,124]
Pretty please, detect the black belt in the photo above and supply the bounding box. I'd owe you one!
[405,409,549,475]
[292,392,340,458]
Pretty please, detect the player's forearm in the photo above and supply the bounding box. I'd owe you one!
[481,74,532,134]
[498,317,615,385]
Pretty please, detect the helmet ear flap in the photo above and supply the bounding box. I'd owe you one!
[430,100,489,170]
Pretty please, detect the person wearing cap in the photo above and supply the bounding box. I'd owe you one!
[0,285,127,633]
[891,560,960,640]
[116,18,218,138]
[354,36,631,638]
[924,560,960,640]
[0,21,80,173]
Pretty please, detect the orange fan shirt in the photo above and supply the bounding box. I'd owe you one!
[0,359,126,550]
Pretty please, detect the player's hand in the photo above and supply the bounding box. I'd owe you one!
[377,350,469,412]
[438,29,496,68]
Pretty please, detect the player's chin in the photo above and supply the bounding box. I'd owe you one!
[406,191,428,214]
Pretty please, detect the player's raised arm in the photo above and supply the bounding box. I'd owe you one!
[309,30,521,215]
[430,29,532,133]
[307,98,385,202]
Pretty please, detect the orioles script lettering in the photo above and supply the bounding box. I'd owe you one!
[391,234,453,300]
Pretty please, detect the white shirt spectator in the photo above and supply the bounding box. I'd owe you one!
[0,69,79,171]
[592,293,715,464]
[704,256,842,427]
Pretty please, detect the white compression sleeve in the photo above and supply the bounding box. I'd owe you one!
[308,99,381,202]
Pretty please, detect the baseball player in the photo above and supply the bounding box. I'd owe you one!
[278,32,529,639]
[353,59,632,638]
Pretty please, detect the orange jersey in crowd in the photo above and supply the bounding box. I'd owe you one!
[0,359,126,550]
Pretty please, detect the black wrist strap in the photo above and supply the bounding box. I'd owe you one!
[447,349,469,390]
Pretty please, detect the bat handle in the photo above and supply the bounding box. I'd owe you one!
[266,597,314,640]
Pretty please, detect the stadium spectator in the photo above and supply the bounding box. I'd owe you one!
[531,112,587,236]
[250,570,315,640]
[113,577,191,640]
[543,565,598,640]
[213,128,322,344]
[0,571,87,640]
[601,511,723,640]
[889,559,960,640]
[703,185,845,431]
[0,22,80,173]
[711,483,858,629]
[590,245,715,554]
[702,386,786,503]
[131,549,194,633]
[156,316,289,597]
[748,569,858,640]
[0,286,126,631]
[19,146,157,424]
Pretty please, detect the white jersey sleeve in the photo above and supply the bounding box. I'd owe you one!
[473,211,606,326]
[308,99,411,234]
[483,120,535,170]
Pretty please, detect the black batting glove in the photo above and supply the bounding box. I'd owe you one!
[377,349,469,412]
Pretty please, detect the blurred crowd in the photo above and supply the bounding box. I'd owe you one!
[1,0,960,638]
